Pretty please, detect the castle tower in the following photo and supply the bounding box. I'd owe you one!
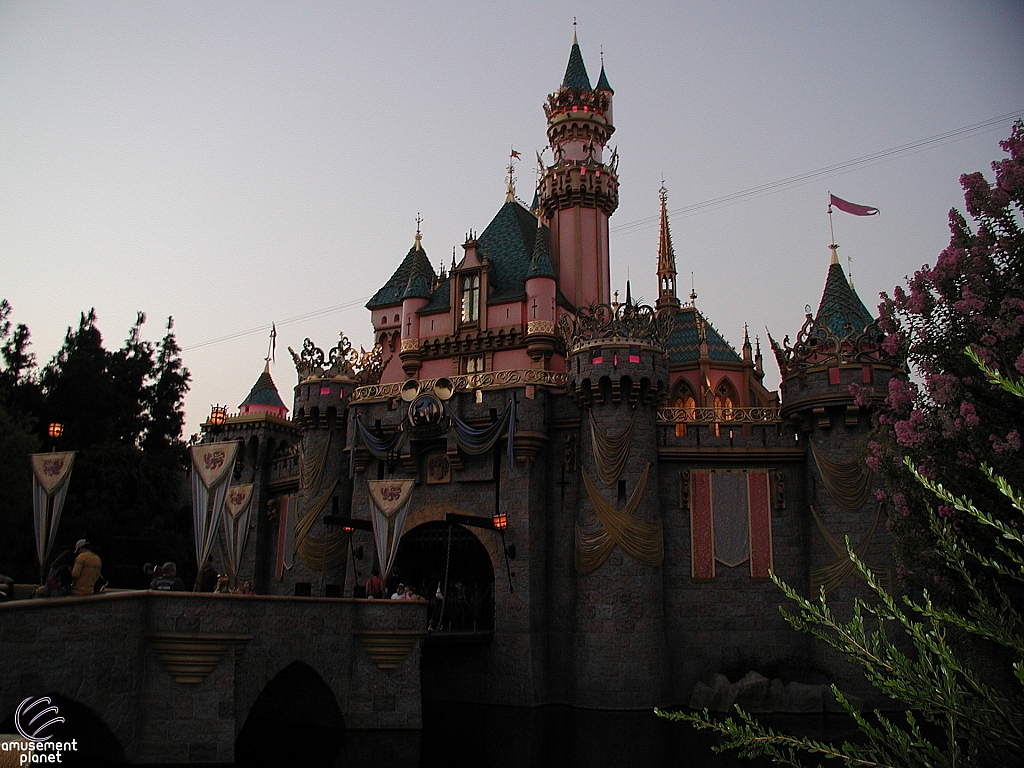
[560,298,674,708]
[771,254,905,688]
[201,357,299,593]
[537,34,618,309]
[524,213,558,367]
[655,184,680,311]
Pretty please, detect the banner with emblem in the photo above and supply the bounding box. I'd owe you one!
[30,452,76,570]
[367,479,415,581]
[220,483,254,587]
[190,441,240,577]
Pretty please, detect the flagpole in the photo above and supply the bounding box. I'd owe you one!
[827,192,839,265]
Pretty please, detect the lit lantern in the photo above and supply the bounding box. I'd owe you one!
[209,405,228,427]
[492,511,508,531]
[47,422,64,439]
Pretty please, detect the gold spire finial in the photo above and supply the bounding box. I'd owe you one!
[414,213,423,250]
[573,17,578,45]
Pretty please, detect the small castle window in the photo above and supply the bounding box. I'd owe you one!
[464,354,485,374]
[461,274,480,324]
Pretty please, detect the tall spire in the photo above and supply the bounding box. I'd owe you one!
[562,28,592,91]
[655,182,680,310]
[596,46,613,93]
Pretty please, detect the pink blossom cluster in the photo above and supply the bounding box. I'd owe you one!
[990,430,1022,454]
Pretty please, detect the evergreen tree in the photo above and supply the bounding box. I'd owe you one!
[0,304,193,583]
[0,300,42,582]
[143,316,191,454]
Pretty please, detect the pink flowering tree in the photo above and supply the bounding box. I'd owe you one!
[868,120,1024,593]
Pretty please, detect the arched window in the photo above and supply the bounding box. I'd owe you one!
[714,379,737,420]
[671,381,697,437]
[461,274,480,324]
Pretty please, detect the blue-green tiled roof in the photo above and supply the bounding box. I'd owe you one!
[366,243,436,309]
[478,200,548,301]
[562,40,592,91]
[596,64,613,93]
[815,262,875,337]
[667,307,741,364]
[240,367,287,410]
[415,201,550,315]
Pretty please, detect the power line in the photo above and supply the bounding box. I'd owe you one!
[183,295,371,352]
[182,110,1022,353]
[610,109,1024,237]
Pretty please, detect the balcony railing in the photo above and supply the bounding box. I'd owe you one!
[656,406,782,424]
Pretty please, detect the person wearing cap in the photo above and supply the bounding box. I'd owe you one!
[71,539,102,596]
[150,562,186,591]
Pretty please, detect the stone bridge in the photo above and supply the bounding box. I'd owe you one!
[0,591,427,763]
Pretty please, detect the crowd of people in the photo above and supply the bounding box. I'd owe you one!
[1,537,258,599]
[365,570,494,632]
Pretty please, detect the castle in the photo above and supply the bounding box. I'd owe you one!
[203,35,903,711]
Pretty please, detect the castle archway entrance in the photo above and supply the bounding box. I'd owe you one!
[389,521,495,631]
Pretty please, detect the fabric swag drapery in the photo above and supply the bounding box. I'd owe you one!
[576,463,663,574]
[190,442,240,575]
[809,504,900,595]
[300,432,331,495]
[444,397,517,468]
[349,413,408,477]
[810,440,874,512]
[589,412,635,487]
[367,479,416,581]
[294,481,346,571]
[30,451,76,570]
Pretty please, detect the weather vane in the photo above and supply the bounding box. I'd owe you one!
[506,147,521,201]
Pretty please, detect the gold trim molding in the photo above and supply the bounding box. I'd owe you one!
[147,633,251,684]
[351,369,568,403]
[527,320,557,335]
[354,630,425,670]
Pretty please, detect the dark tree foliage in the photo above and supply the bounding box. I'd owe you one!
[0,303,192,584]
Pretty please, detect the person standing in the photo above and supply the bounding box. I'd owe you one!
[150,562,186,591]
[70,539,102,596]
[365,567,384,599]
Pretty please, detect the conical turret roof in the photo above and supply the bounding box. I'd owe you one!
[367,239,437,309]
[814,261,875,337]
[527,217,555,278]
[561,36,592,91]
[239,362,287,411]
[596,64,613,93]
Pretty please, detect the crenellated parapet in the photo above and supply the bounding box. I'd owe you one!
[560,301,674,409]
[538,159,619,218]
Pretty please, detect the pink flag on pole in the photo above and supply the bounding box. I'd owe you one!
[829,193,879,216]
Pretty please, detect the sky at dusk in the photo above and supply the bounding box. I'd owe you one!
[2,1,1022,439]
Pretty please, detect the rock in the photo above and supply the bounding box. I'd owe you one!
[733,670,771,711]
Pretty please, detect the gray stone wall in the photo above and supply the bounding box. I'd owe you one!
[0,591,427,763]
